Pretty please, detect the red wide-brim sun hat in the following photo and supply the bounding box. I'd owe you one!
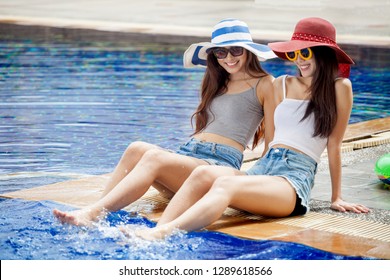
[268,17,354,65]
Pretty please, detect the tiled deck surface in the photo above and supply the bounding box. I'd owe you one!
[0,0,389,260]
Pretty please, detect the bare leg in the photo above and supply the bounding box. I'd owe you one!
[157,165,243,225]
[53,149,208,226]
[151,181,175,199]
[101,141,158,197]
[138,174,297,239]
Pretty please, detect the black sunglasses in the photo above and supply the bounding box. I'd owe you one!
[212,47,244,59]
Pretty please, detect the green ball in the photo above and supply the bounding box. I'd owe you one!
[375,153,390,186]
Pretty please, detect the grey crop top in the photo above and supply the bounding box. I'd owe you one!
[202,79,264,148]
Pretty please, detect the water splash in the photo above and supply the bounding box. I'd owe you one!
[0,198,372,260]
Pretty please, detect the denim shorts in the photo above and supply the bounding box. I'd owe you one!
[175,138,243,170]
[245,147,318,214]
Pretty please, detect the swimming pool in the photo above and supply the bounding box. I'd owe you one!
[0,198,372,260]
[0,41,389,178]
[0,40,389,260]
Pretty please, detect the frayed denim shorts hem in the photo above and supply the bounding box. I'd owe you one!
[245,147,318,214]
[175,138,243,170]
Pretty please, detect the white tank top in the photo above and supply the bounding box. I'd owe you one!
[269,75,328,163]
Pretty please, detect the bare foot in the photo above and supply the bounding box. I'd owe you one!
[118,224,138,239]
[53,208,102,227]
[134,226,170,241]
[118,224,163,240]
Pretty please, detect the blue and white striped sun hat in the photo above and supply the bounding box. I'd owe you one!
[183,18,276,68]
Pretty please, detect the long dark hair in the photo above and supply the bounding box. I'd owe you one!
[301,46,339,138]
[190,50,268,149]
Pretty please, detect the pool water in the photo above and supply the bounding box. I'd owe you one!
[0,198,371,260]
[0,41,388,260]
[0,41,389,177]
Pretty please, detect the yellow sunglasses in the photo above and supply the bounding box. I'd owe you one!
[285,47,313,61]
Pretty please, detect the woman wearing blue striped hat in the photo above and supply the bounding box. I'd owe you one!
[53,18,277,226]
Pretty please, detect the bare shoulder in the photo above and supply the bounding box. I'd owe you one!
[259,74,274,87]
[335,78,353,102]
[272,75,289,101]
[271,75,285,92]
[273,75,285,86]
[334,78,353,112]
[257,75,274,97]
[335,78,352,92]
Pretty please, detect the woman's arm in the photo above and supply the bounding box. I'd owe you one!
[257,75,276,156]
[327,78,369,213]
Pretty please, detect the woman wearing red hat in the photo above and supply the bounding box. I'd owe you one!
[137,17,370,240]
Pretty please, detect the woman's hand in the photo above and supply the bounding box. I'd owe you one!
[331,198,370,213]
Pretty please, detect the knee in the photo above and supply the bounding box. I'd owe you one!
[201,176,236,204]
[140,148,168,167]
[126,141,150,154]
[122,141,152,160]
[190,166,222,185]
[210,176,236,193]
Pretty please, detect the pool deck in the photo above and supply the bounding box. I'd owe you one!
[3,117,390,259]
[0,0,389,47]
[1,0,390,260]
